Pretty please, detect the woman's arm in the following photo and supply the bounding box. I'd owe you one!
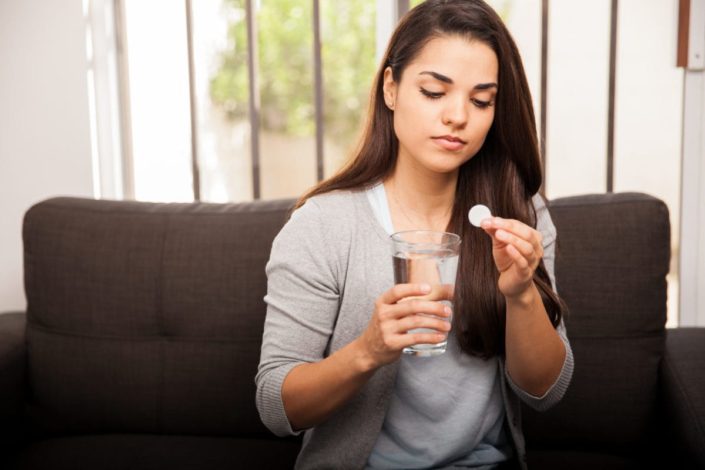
[281,284,450,431]
[480,213,568,398]
[255,198,451,434]
[281,338,375,431]
[504,283,566,397]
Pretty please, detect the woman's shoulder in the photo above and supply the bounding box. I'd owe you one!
[273,189,368,268]
[286,188,366,235]
[530,192,547,212]
[531,192,557,243]
[296,188,366,220]
[308,188,364,208]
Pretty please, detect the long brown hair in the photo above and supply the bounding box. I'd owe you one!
[296,0,564,358]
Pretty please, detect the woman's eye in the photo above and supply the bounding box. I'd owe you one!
[420,88,443,100]
[472,99,492,109]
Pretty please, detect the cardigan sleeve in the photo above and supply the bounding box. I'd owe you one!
[504,194,574,411]
[254,198,343,436]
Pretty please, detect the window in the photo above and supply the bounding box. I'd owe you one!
[87,0,685,325]
[96,0,380,203]
[121,0,194,202]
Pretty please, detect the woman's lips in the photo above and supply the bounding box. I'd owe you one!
[432,136,466,151]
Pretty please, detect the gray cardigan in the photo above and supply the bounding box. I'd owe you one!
[256,189,574,470]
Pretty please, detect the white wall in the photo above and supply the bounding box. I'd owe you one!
[0,0,94,312]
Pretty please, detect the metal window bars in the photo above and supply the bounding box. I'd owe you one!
[119,0,620,201]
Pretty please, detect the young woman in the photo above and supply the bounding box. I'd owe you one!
[256,1,573,468]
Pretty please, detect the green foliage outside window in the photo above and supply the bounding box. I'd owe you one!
[210,0,376,146]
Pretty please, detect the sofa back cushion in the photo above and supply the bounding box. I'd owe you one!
[523,193,669,452]
[23,197,294,437]
[23,192,671,447]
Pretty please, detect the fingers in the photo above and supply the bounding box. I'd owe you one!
[481,217,543,254]
[505,243,531,275]
[494,229,541,261]
[482,217,537,240]
[427,283,455,302]
[379,283,454,308]
[391,313,452,335]
[481,218,544,265]
[378,330,448,352]
[379,283,432,305]
[383,298,451,321]
[400,283,454,302]
[365,294,451,365]
[401,331,448,348]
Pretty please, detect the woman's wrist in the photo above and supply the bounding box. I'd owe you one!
[504,281,539,309]
[348,337,380,374]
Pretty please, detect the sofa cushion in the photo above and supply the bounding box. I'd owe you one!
[527,449,647,470]
[8,434,300,470]
[23,197,295,437]
[523,193,669,450]
[661,328,705,467]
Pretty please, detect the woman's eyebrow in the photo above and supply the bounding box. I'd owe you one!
[473,82,498,90]
[419,71,454,84]
[418,71,497,90]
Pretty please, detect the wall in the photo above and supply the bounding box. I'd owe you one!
[0,0,94,312]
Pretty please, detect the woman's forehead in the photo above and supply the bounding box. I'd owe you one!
[403,36,498,85]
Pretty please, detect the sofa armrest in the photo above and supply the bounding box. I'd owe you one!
[0,312,27,434]
[661,327,705,468]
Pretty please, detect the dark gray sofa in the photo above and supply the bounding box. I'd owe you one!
[0,192,703,469]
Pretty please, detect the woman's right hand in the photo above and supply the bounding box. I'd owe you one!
[357,283,453,369]
[280,283,452,431]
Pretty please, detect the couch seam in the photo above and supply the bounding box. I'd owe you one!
[549,197,666,209]
[566,333,665,340]
[24,322,260,343]
[26,324,664,343]
[31,200,293,217]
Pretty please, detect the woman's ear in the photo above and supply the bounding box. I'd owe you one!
[382,66,397,110]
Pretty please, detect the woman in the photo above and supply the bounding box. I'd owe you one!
[256,1,573,468]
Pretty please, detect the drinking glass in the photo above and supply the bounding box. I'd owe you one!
[390,230,461,356]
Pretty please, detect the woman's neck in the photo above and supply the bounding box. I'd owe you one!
[383,164,457,233]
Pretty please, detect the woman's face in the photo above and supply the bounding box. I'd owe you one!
[383,35,498,176]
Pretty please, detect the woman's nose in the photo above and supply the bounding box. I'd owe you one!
[441,98,468,128]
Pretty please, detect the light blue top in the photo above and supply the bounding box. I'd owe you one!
[365,182,511,469]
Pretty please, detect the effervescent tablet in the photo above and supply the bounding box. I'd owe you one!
[468,204,492,227]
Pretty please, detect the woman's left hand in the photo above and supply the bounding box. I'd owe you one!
[480,217,543,299]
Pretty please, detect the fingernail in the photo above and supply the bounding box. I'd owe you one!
[444,306,452,315]
[481,219,491,229]
[420,283,431,293]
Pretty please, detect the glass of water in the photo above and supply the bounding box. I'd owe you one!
[390,230,461,356]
